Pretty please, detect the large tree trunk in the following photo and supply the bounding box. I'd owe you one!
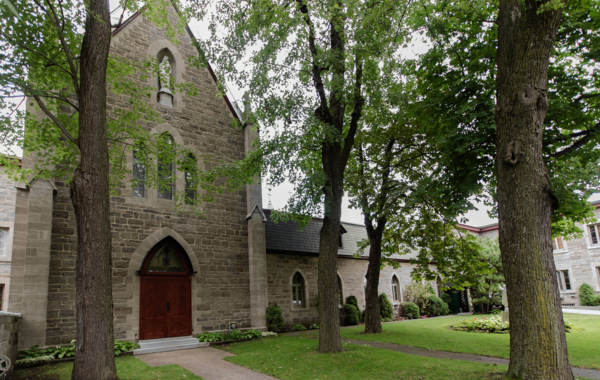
[495,1,572,379]
[364,225,384,334]
[70,0,117,379]
[318,162,343,353]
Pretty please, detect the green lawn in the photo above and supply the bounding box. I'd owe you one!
[340,313,600,369]
[12,355,203,380]
[222,335,507,380]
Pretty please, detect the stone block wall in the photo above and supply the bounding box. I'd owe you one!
[0,173,17,312]
[266,253,427,327]
[0,311,21,374]
[43,6,252,345]
[554,207,600,305]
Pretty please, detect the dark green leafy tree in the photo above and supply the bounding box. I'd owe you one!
[197,0,415,352]
[411,0,598,377]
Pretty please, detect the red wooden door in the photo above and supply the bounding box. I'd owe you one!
[139,276,191,340]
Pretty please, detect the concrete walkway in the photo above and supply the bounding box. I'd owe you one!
[137,347,277,380]
[345,339,600,380]
[564,308,600,315]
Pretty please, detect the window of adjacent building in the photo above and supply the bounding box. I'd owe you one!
[183,153,198,205]
[292,272,306,307]
[588,224,600,246]
[557,270,572,291]
[552,236,566,251]
[337,275,343,306]
[132,144,146,198]
[392,275,401,302]
[0,284,4,310]
[157,133,175,200]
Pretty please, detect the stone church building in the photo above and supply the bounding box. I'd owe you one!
[1,6,422,350]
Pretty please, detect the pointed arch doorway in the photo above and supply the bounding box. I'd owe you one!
[139,237,193,340]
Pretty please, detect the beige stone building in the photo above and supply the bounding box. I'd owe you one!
[459,200,600,306]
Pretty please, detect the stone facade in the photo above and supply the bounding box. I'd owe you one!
[266,252,427,327]
[0,173,17,312]
[465,203,600,306]
[552,206,600,305]
[43,8,253,345]
[7,5,266,349]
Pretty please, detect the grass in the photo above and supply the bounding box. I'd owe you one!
[222,335,507,380]
[340,313,600,369]
[12,355,203,380]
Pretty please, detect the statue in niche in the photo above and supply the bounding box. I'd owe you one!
[157,55,174,106]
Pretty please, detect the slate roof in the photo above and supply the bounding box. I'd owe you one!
[265,209,368,257]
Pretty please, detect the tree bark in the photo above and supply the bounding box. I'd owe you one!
[364,226,384,334]
[318,155,343,353]
[70,0,117,379]
[495,1,572,379]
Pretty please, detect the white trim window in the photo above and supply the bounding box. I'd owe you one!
[588,223,600,248]
[556,270,572,291]
[552,236,567,253]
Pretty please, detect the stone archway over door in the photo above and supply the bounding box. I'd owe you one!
[139,237,192,340]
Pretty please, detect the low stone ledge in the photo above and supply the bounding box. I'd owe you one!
[0,311,22,375]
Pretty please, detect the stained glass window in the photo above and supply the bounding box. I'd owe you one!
[145,244,186,273]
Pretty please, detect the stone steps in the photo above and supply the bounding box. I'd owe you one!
[134,335,208,355]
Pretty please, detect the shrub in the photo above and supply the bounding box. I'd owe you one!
[564,319,573,332]
[113,340,138,356]
[291,323,307,331]
[18,339,138,362]
[266,304,284,332]
[453,315,509,333]
[400,302,420,319]
[341,303,361,325]
[196,329,261,343]
[579,283,600,306]
[453,316,574,334]
[424,295,450,317]
[405,282,434,313]
[379,293,394,320]
[196,332,226,342]
[346,295,358,308]
[308,323,319,330]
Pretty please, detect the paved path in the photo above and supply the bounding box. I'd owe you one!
[564,308,600,315]
[345,339,600,379]
[137,347,277,380]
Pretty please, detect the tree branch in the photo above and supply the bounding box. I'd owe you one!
[341,56,364,167]
[28,89,78,146]
[39,0,80,96]
[551,123,600,158]
[296,0,331,123]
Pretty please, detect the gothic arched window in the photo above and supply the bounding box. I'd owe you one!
[132,142,146,198]
[292,272,306,307]
[392,275,401,302]
[157,133,174,200]
[183,153,198,205]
